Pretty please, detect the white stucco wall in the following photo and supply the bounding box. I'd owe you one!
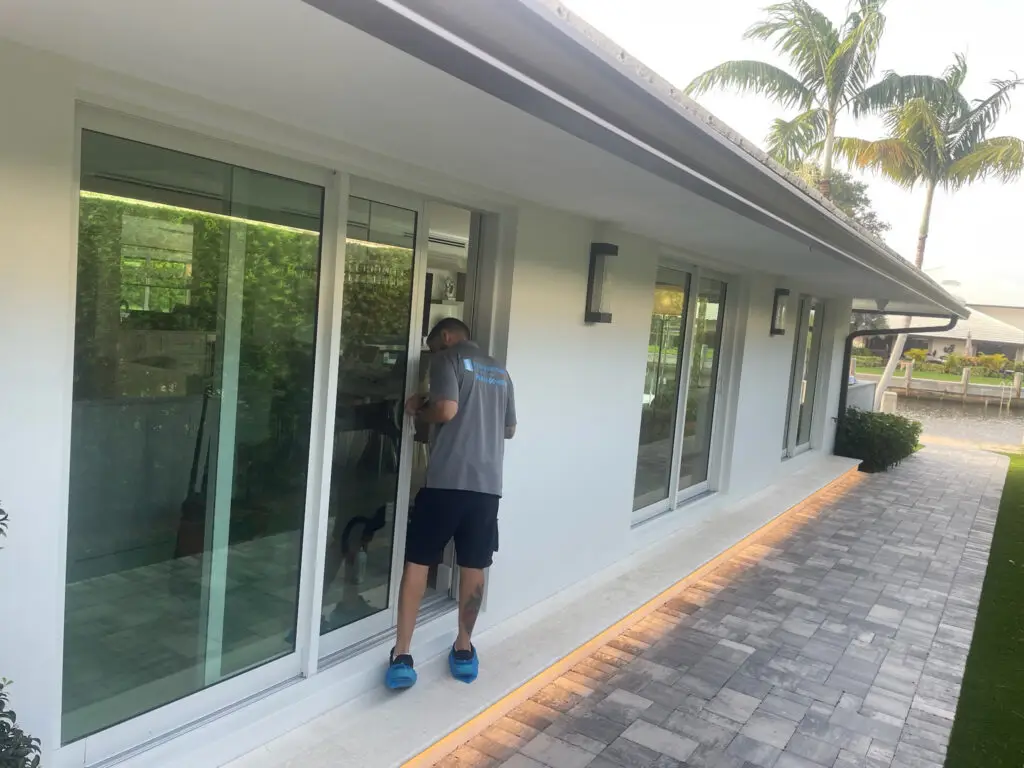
[718,278,797,497]
[0,43,76,751]
[487,209,658,624]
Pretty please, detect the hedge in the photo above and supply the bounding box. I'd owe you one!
[835,408,922,473]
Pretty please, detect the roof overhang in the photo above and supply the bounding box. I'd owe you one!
[303,0,969,319]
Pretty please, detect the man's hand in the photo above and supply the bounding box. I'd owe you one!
[405,394,428,416]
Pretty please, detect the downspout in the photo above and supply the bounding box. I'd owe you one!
[838,311,960,425]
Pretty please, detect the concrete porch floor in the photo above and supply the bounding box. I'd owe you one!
[434,447,1007,768]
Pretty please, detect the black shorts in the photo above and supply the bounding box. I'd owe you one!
[405,488,499,570]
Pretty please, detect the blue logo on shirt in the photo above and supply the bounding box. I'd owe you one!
[472,361,508,387]
[463,359,475,372]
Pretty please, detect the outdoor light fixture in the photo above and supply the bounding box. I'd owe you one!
[585,242,617,324]
[771,288,790,336]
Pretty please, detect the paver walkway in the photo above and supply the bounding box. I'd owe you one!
[433,448,1007,768]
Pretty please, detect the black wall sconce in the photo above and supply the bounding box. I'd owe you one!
[585,242,617,324]
[771,288,790,336]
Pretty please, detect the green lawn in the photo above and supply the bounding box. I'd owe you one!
[944,453,1024,767]
[857,366,1009,386]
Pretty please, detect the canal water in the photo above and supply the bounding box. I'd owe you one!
[897,399,1024,451]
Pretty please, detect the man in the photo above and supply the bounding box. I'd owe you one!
[386,317,516,689]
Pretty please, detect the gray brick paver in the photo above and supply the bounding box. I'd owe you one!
[442,450,1005,768]
[705,687,762,723]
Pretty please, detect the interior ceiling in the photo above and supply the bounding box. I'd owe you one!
[1,0,935,307]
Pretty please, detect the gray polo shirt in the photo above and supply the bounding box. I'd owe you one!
[425,341,516,496]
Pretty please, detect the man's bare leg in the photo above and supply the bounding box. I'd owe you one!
[394,562,429,656]
[455,567,485,652]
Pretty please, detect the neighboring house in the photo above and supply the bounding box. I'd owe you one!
[910,308,1024,363]
[927,266,1024,333]
[0,2,966,767]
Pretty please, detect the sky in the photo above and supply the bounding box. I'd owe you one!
[562,0,1024,291]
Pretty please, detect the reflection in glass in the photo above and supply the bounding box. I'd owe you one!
[679,278,727,492]
[319,198,416,634]
[797,302,824,445]
[633,269,690,510]
[64,132,323,741]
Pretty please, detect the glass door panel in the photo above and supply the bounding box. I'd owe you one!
[783,297,823,455]
[319,197,417,636]
[783,297,809,452]
[634,269,691,510]
[679,277,727,493]
[64,131,323,742]
[421,202,476,598]
[797,301,824,446]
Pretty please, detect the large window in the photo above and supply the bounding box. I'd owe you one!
[783,297,825,456]
[632,266,729,521]
[64,131,324,741]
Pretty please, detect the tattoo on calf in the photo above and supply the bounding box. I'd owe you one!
[460,583,485,638]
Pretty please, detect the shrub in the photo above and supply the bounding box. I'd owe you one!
[976,353,1010,376]
[919,362,945,373]
[904,348,928,364]
[943,354,965,375]
[853,354,883,369]
[0,505,41,768]
[0,681,41,768]
[835,408,922,473]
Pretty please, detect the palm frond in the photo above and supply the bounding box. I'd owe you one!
[944,53,969,91]
[684,60,815,109]
[744,1,839,92]
[827,0,886,106]
[851,73,963,116]
[766,108,828,168]
[947,136,1024,188]
[885,98,948,164]
[832,136,924,188]
[950,75,1024,159]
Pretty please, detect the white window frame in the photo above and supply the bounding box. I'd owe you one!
[632,259,733,526]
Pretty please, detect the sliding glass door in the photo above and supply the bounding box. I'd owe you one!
[316,191,483,656]
[678,277,727,497]
[317,195,419,650]
[632,263,729,522]
[65,131,324,741]
[784,297,825,456]
[64,118,491,760]
[633,269,690,510]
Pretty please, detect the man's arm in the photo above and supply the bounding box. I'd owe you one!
[414,351,460,425]
[504,372,517,440]
[418,399,458,424]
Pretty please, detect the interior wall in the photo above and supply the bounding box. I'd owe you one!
[483,206,659,625]
[0,42,76,752]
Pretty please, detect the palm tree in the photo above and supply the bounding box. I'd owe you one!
[685,0,892,197]
[831,55,1024,407]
